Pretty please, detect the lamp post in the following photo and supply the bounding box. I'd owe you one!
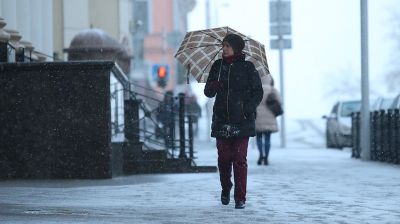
[360,0,370,160]
[269,0,292,148]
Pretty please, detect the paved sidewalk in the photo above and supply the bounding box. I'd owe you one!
[1,139,399,223]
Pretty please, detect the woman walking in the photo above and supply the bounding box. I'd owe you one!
[204,34,263,209]
[255,75,281,165]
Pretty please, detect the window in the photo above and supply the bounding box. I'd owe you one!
[331,103,339,114]
[340,101,361,117]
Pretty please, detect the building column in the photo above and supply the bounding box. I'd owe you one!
[42,0,53,58]
[17,0,31,42]
[1,0,17,29]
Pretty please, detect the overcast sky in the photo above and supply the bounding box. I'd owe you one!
[187,0,400,119]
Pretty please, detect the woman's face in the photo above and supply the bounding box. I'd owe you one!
[222,42,234,57]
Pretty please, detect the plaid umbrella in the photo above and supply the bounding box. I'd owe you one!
[175,26,270,83]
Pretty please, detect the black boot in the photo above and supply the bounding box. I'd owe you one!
[264,157,269,166]
[221,189,230,205]
[257,156,263,165]
[235,201,245,209]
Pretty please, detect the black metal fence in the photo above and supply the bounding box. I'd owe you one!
[109,66,201,160]
[351,109,400,164]
[0,42,50,63]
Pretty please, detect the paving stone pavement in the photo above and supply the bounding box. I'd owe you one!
[1,139,399,224]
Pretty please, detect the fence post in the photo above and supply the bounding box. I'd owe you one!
[113,83,120,134]
[355,112,361,158]
[0,18,10,62]
[383,110,391,162]
[370,111,378,161]
[124,99,142,144]
[376,110,381,161]
[351,112,358,158]
[20,40,34,62]
[388,109,396,163]
[168,95,175,157]
[15,46,24,62]
[178,93,187,158]
[188,115,194,159]
[5,29,22,62]
[377,110,384,161]
[395,109,400,164]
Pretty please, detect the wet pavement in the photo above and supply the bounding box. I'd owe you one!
[1,138,399,224]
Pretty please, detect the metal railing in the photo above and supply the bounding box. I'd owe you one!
[110,64,200,159]
[351,110,400,164]
[1,42,200,161]
[0,42,52,63]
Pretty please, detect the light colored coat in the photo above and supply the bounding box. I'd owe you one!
[255,75,281,133]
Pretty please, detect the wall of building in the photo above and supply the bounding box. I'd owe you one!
[89,0,119,38]
[0,61,114,179]
[0,0,53,59]
[61,0,133,62]
[63,0,89,52]
[53,0,64,60]
[119,0,134,50]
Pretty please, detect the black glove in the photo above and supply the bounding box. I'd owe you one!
[210,80,223,91]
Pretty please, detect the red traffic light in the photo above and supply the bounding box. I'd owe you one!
[158,66,167,78]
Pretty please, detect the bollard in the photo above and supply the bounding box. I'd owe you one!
[178,93,186,158]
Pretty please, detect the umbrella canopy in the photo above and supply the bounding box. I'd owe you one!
[175,26,269,83]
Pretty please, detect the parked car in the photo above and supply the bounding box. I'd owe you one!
[323,100,361,149]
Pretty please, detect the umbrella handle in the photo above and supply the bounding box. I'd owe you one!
[187,64,190,84]
[217,58,223,81]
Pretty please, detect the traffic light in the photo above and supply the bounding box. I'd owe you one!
[154,64,169,88]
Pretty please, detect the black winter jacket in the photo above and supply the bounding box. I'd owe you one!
[204,56,263,138]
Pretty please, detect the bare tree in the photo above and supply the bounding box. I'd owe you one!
[323,65,361,100]
[385,12,400,92]
[323,65,381,101]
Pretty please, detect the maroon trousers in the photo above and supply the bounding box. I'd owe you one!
[216,137,249,203]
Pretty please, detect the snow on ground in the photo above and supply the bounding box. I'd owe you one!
[0,118,399,223]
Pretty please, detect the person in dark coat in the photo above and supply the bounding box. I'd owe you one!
[204,33,263,209]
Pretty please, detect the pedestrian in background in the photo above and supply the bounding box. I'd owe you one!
[204,34,263,209]
[255,75,281,165]
[185,95,202,136]
[156,91,175,148]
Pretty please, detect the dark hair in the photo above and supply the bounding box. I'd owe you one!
[222,34,245,54]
